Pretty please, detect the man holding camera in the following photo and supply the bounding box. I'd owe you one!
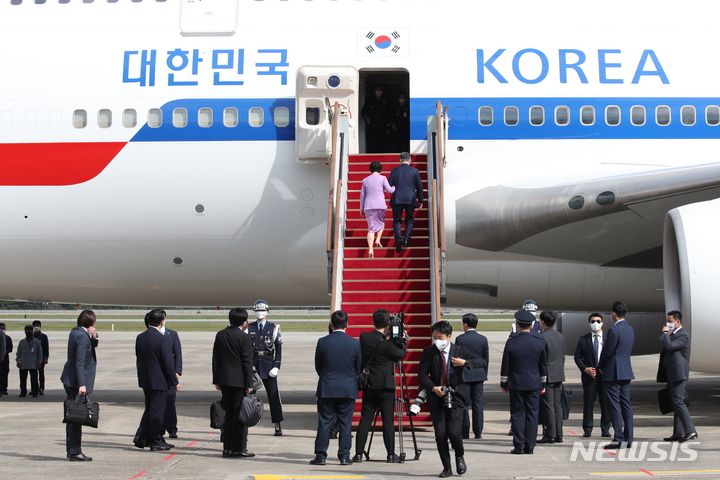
[419,320,487,478]
[353,309,408,464]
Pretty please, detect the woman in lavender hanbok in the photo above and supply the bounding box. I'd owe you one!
[360,161,395,258]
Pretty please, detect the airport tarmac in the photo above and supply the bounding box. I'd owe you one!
[1,329,719,480]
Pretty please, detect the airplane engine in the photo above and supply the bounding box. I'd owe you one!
[663,198,720,374]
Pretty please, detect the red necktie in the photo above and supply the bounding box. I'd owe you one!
[440,351,447,386]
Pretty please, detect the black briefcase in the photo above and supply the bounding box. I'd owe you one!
[210,400,225,429]
[658,387,690,415]
[63,395,100,428]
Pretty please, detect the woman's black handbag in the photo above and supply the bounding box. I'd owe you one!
[63,394,100,428]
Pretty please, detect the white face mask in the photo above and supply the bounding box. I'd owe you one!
[398,98,406,105]
[375,91,383,98]
[590,322,602,332]
[666,322,675,331]
[33,326,41,333]
[255,311,268,320]
[434,339,448,351]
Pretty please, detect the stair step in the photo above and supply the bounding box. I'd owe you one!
[342,303,431,314]
[344,229,428,239]
[342,280,431,291]
[342,268,429,280]
[346,218,429,229]
[343,247,430,259]
[343,291,431,303]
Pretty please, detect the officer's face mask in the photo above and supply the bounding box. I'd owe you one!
[255,311,268,320]
[33,326,40,333]
[434,339,448,351]
[590,321,602,332]
[666,322,675,331]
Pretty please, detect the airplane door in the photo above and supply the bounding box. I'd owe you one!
[296,66,358,164]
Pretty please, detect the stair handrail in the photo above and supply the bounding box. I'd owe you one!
[326,102,350,310]
[427,101,448,324]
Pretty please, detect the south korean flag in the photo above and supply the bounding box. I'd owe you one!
[358,29,408,57]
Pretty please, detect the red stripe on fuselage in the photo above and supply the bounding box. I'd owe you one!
[0,142,126,186]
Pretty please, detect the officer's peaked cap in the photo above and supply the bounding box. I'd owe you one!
[514,310,535,325]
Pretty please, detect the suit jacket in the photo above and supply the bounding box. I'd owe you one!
[418,343,486,410]
[542,327,566,383]
[500,331,547,390]
[60,326,97,393]
[359,330,407,390]
[165,328,183,376]
[0,329,5,359]
[597,319,635,382]
[34,332,49,360]
[360,174,395,211]
[247,320,282,377]
[136,327,178,391]
[389,163,424,206]
[454,329,489,382]
[212,325,254,388]
[656,327,691,383]
[574,331,606,383]
[315,330,362,399]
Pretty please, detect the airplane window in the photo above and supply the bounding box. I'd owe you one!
[198,107,213,128]
[656,106,670,126]
[479,106,493,126]
[530,106,544,126]
[568,195,585,210]
[25,111,37,128]
[58,0,70,3]
[83,0,95,3]
[274,107,290,127]
[580,106,595,125]
[224,107,238,127]
[306,107,320,126]
[49,110,62,128]
[97,109,112,128]
[631,106,645,126]
[681,106,695,126]
[73,109,87,129]
[555,106,569,125]
[148,108,162,128]
[606,106,620,126]
[596,190,616,206]
[706,106,720,126]
[10,0,22,5]
[123,109,137,128]
[35,0,46,4]
[107,0,119,3]
[0,111,12,129]
[249,107,264,127]
[504,106,518,126]
[173,108,188,128]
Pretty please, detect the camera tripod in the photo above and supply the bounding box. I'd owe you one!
[362,359,422,462]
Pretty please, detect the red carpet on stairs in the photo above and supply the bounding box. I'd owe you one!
[341,154,433,428]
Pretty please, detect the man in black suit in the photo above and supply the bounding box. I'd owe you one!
[419,320,486,478]
[135,309,180,451]
[537,310,565,444]
[501,310,547,456]
[0,322,11,396]
[310,310,362,466]
[389,151,424,252]
[60,310,99,461]
[657,310,697,443]
[454,313,489,440]
[162,322,183,439]
[32,320,49,396]
[353,309,407,464]
[597,301,635,449]
[574,313,611,438]
[213,308,256,458]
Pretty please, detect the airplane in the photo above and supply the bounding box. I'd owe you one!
[1,0,719,373]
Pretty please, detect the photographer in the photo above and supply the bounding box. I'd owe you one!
[353,309,408,464]
[419,320,487,478]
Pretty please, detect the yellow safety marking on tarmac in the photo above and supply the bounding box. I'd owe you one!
[589,469,720,475]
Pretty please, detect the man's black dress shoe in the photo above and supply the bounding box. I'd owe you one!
[168,432,178,439]
[339,458,352,466]
[222,449,231,458]
[240,450,255,457]
[68,453,92,461]
[474,434,482,439]
[537,437,555,444]
[456,456,467,475]
[387,453,400,463]
[603,441,622,450]
[403,238,410,248]
[601,431,612,437]
[523,448,534,454]
[664,434,682,442]
[438,468,452,478]
[679,432,698,443]
[133,436,146,449]
[39,390,44,396]
[395,241,403,253]
[352,454,363,463]
[555,436,563,443]
[275,422,283,436]
[583,432,591,437]
[510,447,524,454]
[309,457,326,465]
[149,444,171,451]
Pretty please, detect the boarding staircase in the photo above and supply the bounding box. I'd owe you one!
[326,102,449,429]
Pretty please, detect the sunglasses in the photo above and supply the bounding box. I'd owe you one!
[590,320,602,324]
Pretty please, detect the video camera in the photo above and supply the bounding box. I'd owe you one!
[388,312,406,346]
[409,389,427,416]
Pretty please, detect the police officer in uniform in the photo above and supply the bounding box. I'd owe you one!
[501,310,547,455]
[247,300,284,435]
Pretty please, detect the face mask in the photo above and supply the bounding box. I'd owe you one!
[666,322,675,331]
[398,98,405,105]
[375,91,382,98]
[590,322,602,332]
[256,311,268,320]
[434,339,448,351]
[33,326,40,333]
